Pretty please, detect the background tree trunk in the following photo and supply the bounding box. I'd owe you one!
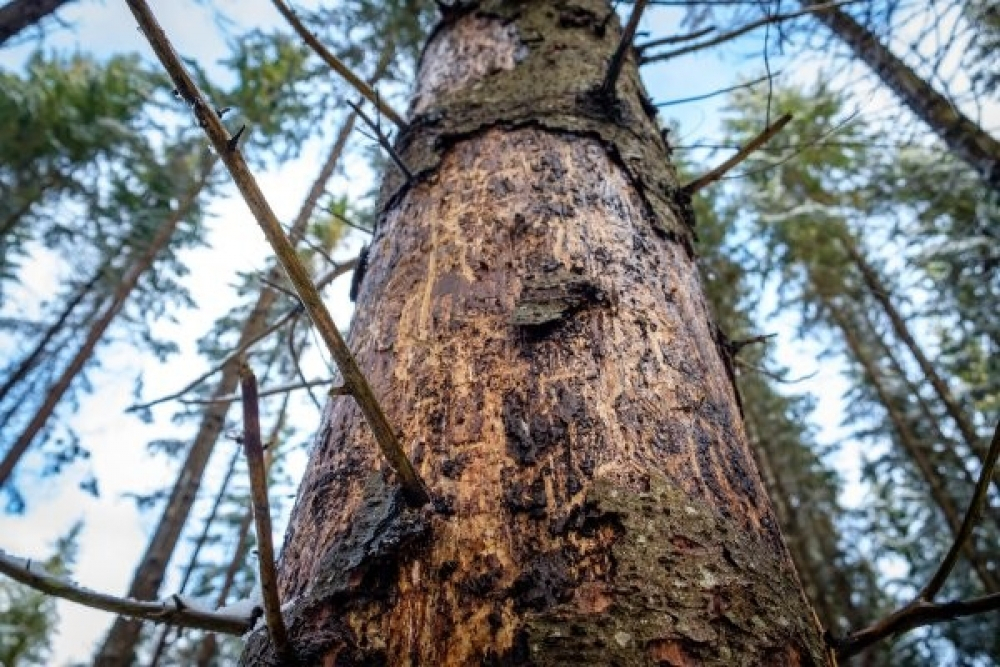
[92,116,357,667]
[804,0,1000,192]
[0,0,73,46]
[244,2,831,664]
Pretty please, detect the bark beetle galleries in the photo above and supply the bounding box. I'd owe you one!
[251,3,831,665]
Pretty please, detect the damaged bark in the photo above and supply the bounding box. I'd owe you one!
[243,2,831,664]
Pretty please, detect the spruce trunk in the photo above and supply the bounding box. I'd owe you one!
[245,3,830,664]
[804,1,1000,192]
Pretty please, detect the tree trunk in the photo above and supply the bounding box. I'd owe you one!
[0,154,215,487]
[825,298,998,593]
[0,0,73,46]
[0,256,112,406]
[803,1,1000,192]
[93,112,360,667]
[838,235,988,466]
[244,3,830,664]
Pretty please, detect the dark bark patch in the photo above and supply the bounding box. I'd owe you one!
[459,553,504,598]
[309,472,431,602]
[510,548,575,611]
[503,470,548,517]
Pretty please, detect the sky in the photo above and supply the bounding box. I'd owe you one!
[0,0,968,664]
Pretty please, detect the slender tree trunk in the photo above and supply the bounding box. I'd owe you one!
[0,0,74,46]
[244,3,830,664]
[826,299,998,593]
[838,236,986,462]
[803,1,1000,192]
[0,155,215,487]
[859,306,982,493]
[93,111,360,667]
[0,256,111,405]
[145,445,242,667]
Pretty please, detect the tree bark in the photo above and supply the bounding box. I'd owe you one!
[92,114,358,667]
[803,1,1000,192]
[244,2,830,664]
[0,154,215,487]
[0,0,73,46]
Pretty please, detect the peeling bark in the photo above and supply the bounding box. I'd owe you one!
[245,2,831,664]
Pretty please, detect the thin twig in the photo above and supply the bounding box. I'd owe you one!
[347,99,412,180]
[734,358,818,384]
[327,205,374,235]
[601,0,648,99]
[238,363,291,660]
[0,550,252,635]
[268,0,405,130]
[641,0,861,65]
[126,0,429,507]
[287,317,324,412]
[178,378,334,405]
[922,421,1000,598]
[128,307,302,412]
[128,259,356,412]
[636,26,715,52]
[655,72,779,108]
[834,422,1000,659]
[727,332,777,355]
[682,113,792,194]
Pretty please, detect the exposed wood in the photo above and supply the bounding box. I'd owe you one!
[243,2,831,664]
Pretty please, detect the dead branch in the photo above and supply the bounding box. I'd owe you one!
[178,378,333,406]
[126,0,430,507]
[238,363,291,660]
[127,258,356,413]
[636,26,715,52]
[0,550,252,635]
[600,0,648,99]
[834,422,1000,659]
[655,72,779,108]
[641,0,861,65]
[347,99,412,180]
[268,0,405,130]
[682,113,792,193]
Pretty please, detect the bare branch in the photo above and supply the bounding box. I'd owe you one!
[125,0,430,507]
[0,550,252,635]
[287,317,324,412]
[636,26,715,52]
[347,99,412,180]
[238,363,291,660]
[128,307,301,412]
[178,378,334,406]
[683,113,792,194]
[655,72,779,108]
[268,0,405,130]
[834,422,1000,659]
[922,421,1000,599]
[641,0,861,65]
[600,0,648,99]
[835,593,1000,659]
[128,258,356,413]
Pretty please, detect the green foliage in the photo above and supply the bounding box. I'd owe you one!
[0,522,81,666]
[713,74,1000,664]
